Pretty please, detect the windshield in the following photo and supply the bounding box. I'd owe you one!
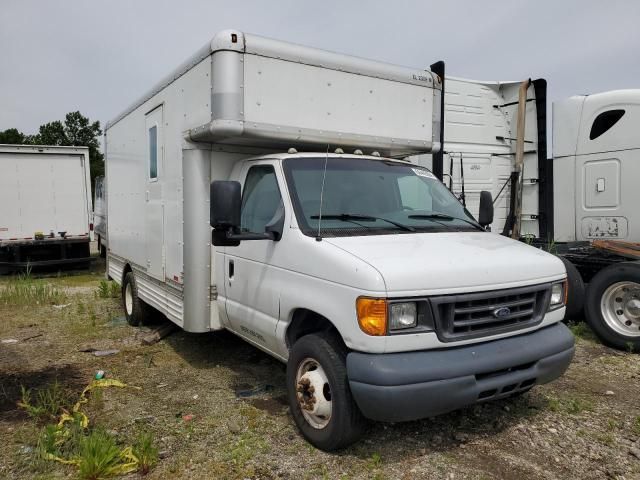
[283,157,481,237]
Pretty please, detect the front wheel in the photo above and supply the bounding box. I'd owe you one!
[585,262,640,351]
[286,333,365,451]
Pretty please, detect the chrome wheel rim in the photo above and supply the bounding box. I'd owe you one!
[124,282,133,316]
[295,357,332,429]
[600,281,640,337]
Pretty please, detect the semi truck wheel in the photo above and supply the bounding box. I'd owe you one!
[122,271,148,327]
[557,256,585,321]
[585,262,640,351]
[286,332,365,451]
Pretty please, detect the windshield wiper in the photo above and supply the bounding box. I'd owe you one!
[408,213,484,231]
[311,213,415,232]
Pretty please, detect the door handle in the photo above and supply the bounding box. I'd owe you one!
[228,259,234,283]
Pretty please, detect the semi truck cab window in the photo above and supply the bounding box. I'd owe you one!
[241,165,283,234]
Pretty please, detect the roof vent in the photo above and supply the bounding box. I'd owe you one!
[371,151,381,157]
[334,148,344,154]
[287,148,298,154]
[353,149,363,155]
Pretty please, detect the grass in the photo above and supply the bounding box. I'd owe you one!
[30,385,158,478]
[567,321,598,342]
[0,271,66,306]
[95,280,119,299]
[18,381,70,421]
[546,394,594,415]
[132,432,158,475]
[77,428,124,480]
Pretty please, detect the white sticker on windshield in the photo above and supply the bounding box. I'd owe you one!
[412,168,436,179]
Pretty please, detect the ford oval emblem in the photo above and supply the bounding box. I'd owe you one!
[493,307,511,319]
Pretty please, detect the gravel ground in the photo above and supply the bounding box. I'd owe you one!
[1,255,639,479]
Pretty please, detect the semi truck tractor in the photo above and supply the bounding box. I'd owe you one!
[420,82,640,351]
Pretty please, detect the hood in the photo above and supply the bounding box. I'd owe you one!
[324,232,566,295]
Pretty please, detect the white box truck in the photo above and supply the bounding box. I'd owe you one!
[93,175,107,258]
[105,30,573,450]
[0,144,93,273]
[426,83,640,352]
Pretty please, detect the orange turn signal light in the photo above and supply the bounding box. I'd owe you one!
[356,297,387,336]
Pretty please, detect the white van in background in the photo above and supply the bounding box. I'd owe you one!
[93,175,107,258]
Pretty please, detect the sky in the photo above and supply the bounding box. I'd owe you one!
[1,0,639,145]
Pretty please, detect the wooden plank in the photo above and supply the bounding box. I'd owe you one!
[592,240,640,260]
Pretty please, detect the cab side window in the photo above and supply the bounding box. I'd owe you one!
[589,109,625,140]
[241,166,283,234]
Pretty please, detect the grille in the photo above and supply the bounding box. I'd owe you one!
[431,284,551,342]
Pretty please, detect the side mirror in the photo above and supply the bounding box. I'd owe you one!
[210,180,280,246]
[478,190,494,227]
[210,181,241,229]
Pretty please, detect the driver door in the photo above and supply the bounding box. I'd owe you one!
[224,162,285,354]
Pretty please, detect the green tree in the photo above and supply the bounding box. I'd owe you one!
[0,128,26,144]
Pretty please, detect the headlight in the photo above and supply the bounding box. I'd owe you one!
[549,281,567,310]
[389,302,417,330]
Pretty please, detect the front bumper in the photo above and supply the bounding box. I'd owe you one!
[346,322,575,422]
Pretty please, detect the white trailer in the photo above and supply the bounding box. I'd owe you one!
[93,175,107,258]
[106,30,572,450]
[0,144,93,273]
[413,77,550,239]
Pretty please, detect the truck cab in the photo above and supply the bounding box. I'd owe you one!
[210,151,574,450]
[554,90,640,242]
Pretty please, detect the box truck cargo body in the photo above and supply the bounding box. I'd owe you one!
[106,30,573,450]
[0,145,93,273]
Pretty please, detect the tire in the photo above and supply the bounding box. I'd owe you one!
[585,261,640,351]
[286,332,366,451]
[557,256,585,321]
[98,237,106,258]
[122,271,148,327]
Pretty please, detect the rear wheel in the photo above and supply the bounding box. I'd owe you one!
[286,332,365,451]
[585,262,640,351]
[122,271,148,327]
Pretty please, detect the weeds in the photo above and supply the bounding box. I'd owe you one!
[31,380,151,478]
[0,272,66,306]
[565,397,594,415]
[18,381,69,421]
[633,416,640,435]
[95,280,119,299]
[132,432,158,475]
[77,428,124,480]
[546,394,594,415]
[567,321,598,342]
[368,452,383,469]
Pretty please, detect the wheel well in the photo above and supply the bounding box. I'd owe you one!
[122,264,132,284]
[286,309,343,349]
